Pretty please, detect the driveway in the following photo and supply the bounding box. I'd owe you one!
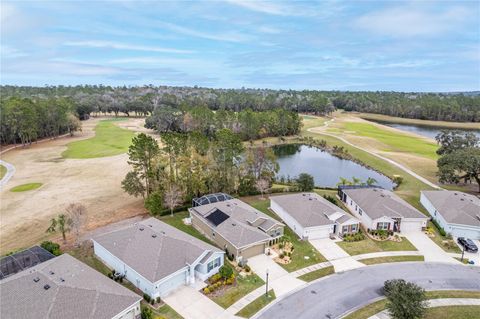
[309,238,364,272]
[452,237,480,265]
[256,263,480,319]
[404,232,458,264]
[164,286,236,319]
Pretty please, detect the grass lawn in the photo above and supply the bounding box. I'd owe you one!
[157,211,216,246]
[10,182,43,192]
[427,221,462,254]
[343,290,480,319]
[337,235,417,256]
[360,255,424,265]
[62,119,135,159]
[356,113,480,130]
[210,267,264,309]
[236,290,276,318]
[342,122,438,160]
[298,266,334,282]
[151,303,183,319]
[0,164,7,179]
[244,197,327,272]
[424,306,480,319]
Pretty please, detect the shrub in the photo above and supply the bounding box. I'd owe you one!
[219,264,233,279]
[141,306,153,319]
[226,277,234,285]
[290,245,294,251]
[323,194,337,205]
[150,299,154,305]
[144,191,164,216]
[432,219,447,236]
[279,253,285,259]
[203,287,210,294]
[156,297,160,304]
[40,241,62,256]
[278,243,284,249]
[392,175,404,186]
[244,265,251,272]
[143,293,151,303]
[209,273,222,284]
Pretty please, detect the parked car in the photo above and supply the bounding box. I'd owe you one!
[457,237,479,253]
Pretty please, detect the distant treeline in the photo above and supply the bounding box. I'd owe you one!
[145,106,301,140]
[0,97,81,145]
[1,85,479,130]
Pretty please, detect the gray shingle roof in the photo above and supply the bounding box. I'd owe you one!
[0,254,141,319]
[422,190,480,227]
[343,188,427,219]
[92,218,222,283]
[271,193,358,227]
[190,198,284,248]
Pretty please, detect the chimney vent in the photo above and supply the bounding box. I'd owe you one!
[33,277,40,283]
[43,284,50,290]
[152,234,157,238]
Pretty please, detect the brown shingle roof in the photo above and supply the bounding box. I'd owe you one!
[0,254,141,319]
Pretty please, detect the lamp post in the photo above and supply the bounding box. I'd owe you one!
[461,244,465,262]
[265,268,269,297]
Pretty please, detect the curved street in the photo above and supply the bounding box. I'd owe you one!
[0,159,16,188]
[256,263,480,319]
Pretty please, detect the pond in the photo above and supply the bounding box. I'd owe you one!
[273,144,395,190]
[369,120,480,140]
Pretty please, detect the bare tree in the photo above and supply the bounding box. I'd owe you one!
[163,184,183,216]
[256,179,270,199]
[65,203,87,246]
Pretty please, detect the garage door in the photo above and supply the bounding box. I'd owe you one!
[158,271,187,297]
[305,226,331,240]
[451,227,480,240]
[241,244,265,259]
[401,221,422,233]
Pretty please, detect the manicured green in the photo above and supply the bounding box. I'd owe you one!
[427,221,462,253]
[236,290,276,318]
[337,235,417,256]
[244,197,327,272]
[0,165,7,179]
[157,211,216,246]
[298,266,334,282]
[360,255,424,265]
[210,268,264,309]
[62,119,135,159]
[343,290,480,319]
[424,306,480,319]
[10,182,43,192]
[342,122,438,160]
[152,303,183,319]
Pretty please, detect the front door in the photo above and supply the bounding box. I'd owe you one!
[333,224,337,234]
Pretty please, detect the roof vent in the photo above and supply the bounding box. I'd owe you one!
[49,271,55,275]
[43,284,50,290]
[152,234,157,238]
[59,278,65,282]
[476,215,480,222]
[139,227,144,231]
[148,225,152,227]
[460,198,464,201]
[309,198,313,201]
[302,194,306,196]
[33,277,40,283]
[226,204,231,207]
[160,231,165,235]
[232,223,236,226]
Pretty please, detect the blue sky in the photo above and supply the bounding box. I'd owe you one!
[1,0,479,91]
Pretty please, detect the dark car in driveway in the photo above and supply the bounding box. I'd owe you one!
[457,237,479,253]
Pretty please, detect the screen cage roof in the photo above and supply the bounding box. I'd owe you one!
[0,246,56,280]
[192,193,233,207]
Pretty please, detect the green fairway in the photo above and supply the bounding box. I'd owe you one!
[342,122,438,160]
[10,183,43,192]
[62,119,135,159]
[0,165,7,179]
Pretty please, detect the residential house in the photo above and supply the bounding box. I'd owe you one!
[339,186,428,232]
[270,192,360,239]
[421,190,480,239]
[0,254,141,319]
[92,218,224,298]
[189,196,284,262]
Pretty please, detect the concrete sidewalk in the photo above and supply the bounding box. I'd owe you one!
[309,238,364,272]
[353,250,422,261]
[368,298,480,319]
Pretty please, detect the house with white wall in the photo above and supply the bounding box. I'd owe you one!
[0,254,141,319]
[92,217,224,299]
[270,192,360,239]
[339,186,428,233]
[421,190,480,239]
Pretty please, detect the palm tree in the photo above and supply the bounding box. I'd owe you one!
[352,176,362,185]
[336,177,351,187]
[366,177,378,186]
[46,214,71,242]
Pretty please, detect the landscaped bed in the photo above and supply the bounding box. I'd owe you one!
[244,197,327,272]
[425,221,462,254]
[298,266,334,282]
[236,290,276,318]
[360,255,424,265]
[337,233,417,255]
[343,290,480,319]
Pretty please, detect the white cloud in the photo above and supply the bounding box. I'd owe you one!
[226,0,292,16]
[63,40,193,54]
[354,5,470,37]
[158,22,252,43]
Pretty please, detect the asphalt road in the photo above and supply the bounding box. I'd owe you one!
[257,263,480,319]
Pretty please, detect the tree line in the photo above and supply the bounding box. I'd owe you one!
[2,85,478,123]
[0,97,81,145]
[122,132,280,215]
[145,106,302,140]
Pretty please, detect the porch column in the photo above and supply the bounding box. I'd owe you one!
[189,265,195,285]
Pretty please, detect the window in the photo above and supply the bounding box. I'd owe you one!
[212,231,215,237]
[207,257,221,272]
[377,222,390,230]
[355,205,358,211]
[359,209,363,216]
[342,226,348,233]
[350,200,353,205]
[351,224,358,232]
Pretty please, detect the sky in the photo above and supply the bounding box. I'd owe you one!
[1,0,479,91]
